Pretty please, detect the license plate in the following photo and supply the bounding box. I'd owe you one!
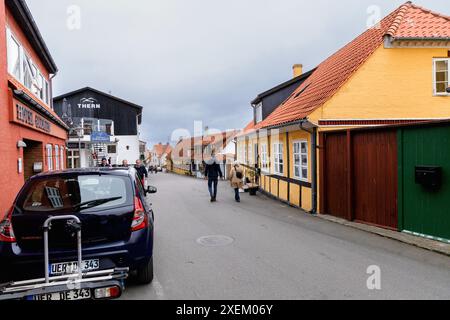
[28,289,92,301]
[50,259,100,276]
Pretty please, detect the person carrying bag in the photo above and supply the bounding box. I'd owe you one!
[230,161,244,202]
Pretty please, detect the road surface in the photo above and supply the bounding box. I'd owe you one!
[122,173,450,300]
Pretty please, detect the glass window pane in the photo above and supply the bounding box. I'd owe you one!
[8,36,21,79]
[302,155,308,166]
[302,168,308,179]
[436,60,448,72]
[436,71,448,82]
[436,82,447,93]
[301,142,308,154]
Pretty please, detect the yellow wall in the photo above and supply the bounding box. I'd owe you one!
[310,46,450,122]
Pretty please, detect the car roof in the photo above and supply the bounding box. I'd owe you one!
[31,167,137,179]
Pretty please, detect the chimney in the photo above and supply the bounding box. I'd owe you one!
[293,64,303,78]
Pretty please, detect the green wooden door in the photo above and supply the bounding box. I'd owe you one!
[398,125,450,242]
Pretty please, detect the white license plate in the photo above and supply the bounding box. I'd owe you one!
[50,259,100,276]
[29,289,92,301]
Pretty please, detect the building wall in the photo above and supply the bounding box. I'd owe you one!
[309,46,450,123]
[117,135,140,164]
[0,3,67,219]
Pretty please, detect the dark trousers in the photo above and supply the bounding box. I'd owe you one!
[234,188,240,201]
[208,178,219,199]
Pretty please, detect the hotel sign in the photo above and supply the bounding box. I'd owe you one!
[14,103,51,133]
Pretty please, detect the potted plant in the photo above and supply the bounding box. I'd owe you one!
[247,170,259,196]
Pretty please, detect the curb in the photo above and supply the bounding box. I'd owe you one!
[315,214,450,257]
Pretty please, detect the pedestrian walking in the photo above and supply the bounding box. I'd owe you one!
[135,159,149,186]
[230,161,244,202]
[204,150,223,202]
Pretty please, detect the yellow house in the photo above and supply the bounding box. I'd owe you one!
[238,1,450,213]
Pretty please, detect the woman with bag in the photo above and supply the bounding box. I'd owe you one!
[230,161,244,202]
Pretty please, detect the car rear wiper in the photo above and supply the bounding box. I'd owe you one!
[73,197,123,211]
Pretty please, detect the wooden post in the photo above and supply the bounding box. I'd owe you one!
[346,130,354,221]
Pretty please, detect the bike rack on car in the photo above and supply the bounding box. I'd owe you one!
[0,216,129,301]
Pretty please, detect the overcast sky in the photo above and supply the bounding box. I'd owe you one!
[26,0,450,147]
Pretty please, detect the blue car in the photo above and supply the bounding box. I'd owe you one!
[0,168,155,289]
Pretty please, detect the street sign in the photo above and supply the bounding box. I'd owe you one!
[91,131,110,143]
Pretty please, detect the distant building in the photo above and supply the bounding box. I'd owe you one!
[149,143,172,168]
[53,87,143,167]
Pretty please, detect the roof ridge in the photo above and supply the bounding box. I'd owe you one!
[409,2,450,22]
[386,1,412,37]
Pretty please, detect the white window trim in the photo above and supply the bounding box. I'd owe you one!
[6,27,51,105]
[260,143,269,173]
[273,142,284,175]
[60,146,65,170]
[54,145,60,171]
[46,144,53,171]
[255,103,263,123]
[293,140,308,182]
[433,58,450,96]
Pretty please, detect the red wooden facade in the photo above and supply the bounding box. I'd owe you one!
[320,129,398,230]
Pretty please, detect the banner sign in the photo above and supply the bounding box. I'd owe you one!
[91,131,110,143]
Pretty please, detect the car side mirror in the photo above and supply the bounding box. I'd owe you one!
[146,186,157,195]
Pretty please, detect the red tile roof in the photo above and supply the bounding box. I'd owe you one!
[255,2,450,130]
[387,2,450,39]
[152,143,172,158]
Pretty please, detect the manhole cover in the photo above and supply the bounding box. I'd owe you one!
[196,235,234,247]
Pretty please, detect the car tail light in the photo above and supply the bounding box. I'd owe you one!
[0,207,16,243]
[94,286,121,299]
[131,196,148,232]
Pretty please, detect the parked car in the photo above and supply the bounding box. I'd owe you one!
[0,168,156,291]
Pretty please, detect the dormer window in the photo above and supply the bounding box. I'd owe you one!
[255,103,263,123]
[433,58,450,96]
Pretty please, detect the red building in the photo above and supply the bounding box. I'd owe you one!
[0,0,68,219]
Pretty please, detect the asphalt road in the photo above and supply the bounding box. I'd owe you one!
[122,173,450,300]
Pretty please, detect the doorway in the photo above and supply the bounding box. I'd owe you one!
[23,139,43,181]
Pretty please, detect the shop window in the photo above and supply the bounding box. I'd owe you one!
[46,144,53,171]
[273,143,284,175]
[60,146,65,170]
[54,145,60,170]
[293,141,308,181]
[434,58,450,95]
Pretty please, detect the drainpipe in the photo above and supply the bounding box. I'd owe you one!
[299,121,318,214]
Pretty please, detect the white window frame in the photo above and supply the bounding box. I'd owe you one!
[243,143,247,164]
[54,145,60,171]
[46,144,53,171]
[6,27,51,105]
[273,143,284,175]
[261,144,269,172]
[433,58,450,96]
[293,140,308,181]
[255,103,263,123]
[60,146,65,170]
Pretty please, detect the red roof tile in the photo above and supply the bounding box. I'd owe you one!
[256,2,450,129]
[387,2,450,39]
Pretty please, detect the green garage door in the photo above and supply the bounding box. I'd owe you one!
[398,125,450,243]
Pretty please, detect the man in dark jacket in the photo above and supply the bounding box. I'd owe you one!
[135,159,148,186]
[204,151,223,202]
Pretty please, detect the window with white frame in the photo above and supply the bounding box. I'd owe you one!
[248,144,253,165]
[255,103,263,123]
[293,141,308,181]
[243,143,247,164]
[261,144,269,171]
[273,143,284,175]
[46,144,53,171]
[54,145,60,170]
[60,146,65,170]
[433,58,450,95]
[6,28,51,105]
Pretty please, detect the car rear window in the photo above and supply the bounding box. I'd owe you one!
[17,174,133,212]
